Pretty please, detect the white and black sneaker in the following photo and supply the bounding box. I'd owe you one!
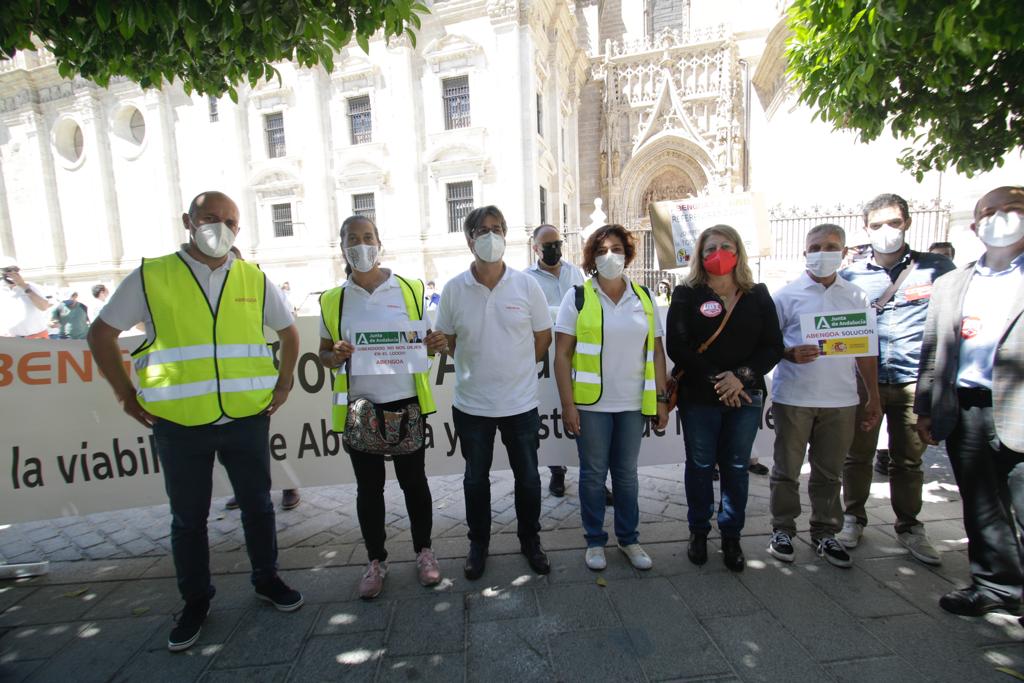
[768,530,795,563]
[168,598,210,652]
[816,537,853,568]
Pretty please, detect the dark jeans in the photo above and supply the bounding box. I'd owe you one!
[349,444,433,563]
[153,414,278,603]
[453,407,542,548]
[680,396,763,538]
[946,391,1024,603]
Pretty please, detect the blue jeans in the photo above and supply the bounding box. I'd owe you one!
[453,407,542,547]
[680,397,763,538]
[153,414,278,603]
[575,410,644,547]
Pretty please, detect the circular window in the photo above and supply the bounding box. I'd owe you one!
[111,104,148,159]
[129,108,146,144]
[52,117,85,168]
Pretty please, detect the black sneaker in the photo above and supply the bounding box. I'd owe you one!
[168,599,210,652]
[768,530,795,563]
[816,537,853,568]
[548,469,566,497]
[687,532,708,566]
[254,575,304,611]
[520,537,551,575]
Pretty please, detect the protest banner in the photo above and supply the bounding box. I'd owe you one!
[799,309,878,357]
[649,193,772,270]
[0,313,777,524]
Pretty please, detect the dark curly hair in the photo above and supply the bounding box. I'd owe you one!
[581,224,636,276]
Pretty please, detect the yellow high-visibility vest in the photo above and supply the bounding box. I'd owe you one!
[132,253,278,426]
[571,279,657,416]
[320,274,437,432]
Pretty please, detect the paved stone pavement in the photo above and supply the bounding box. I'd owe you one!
[1,448,1023,682]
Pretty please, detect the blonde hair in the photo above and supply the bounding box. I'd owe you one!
[685,224,756,293]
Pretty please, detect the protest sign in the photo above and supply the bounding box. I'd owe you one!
[0,313,777,524]
[349,321,429,375]
[799,309,878,357]
[649,193,772,270]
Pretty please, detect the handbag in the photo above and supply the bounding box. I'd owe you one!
[342,398,425,458]
[665,291,743,411]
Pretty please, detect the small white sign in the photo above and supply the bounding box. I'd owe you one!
[799,309,878,358]
[349,321,429,375]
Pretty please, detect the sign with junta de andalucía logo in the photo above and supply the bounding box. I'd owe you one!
[799,309,878,358]
[350,321,429,375]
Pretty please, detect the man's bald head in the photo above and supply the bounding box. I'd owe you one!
[974,186,1024,220]
[182,191,240,234]
[188,191,237,221]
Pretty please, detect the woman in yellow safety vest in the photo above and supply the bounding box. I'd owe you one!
[317,215,448,600]
[552,224,669,572]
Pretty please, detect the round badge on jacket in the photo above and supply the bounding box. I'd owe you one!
[700,301,723,317]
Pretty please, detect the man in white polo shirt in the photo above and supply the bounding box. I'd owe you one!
[436,205,554,580]
[768,224,881,568]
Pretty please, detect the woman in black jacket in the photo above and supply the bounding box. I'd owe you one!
[666,224,783,572]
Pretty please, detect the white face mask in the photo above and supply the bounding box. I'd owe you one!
[193,221,236,258]
[345,244,379,273]
[474,232,505,263]
[595,252,625,279]
[805,251,844,278]
[976,210,1024,248]
[868,224,905,254]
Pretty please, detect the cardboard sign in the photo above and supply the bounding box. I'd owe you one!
[649,193,772,270]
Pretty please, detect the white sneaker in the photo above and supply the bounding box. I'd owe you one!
[898,525,942,566]
[618,543,652,570]
[585,546,607,570]
[837,514,864,549]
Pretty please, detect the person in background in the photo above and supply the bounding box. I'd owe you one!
[223,246,301,512]
[929,241,956,261]
[87,190,303,652]
[767,224,881,569]
[436,205,553,580]
[425,280,441,311]
[318,214,445,599]
[0,255,50,338]
[51,291,90,339]
[655,279,672,307]
[554,224,668,571]
[524,223,589,500]
[915,185,1024,617]
[837,193,954,566]
[90,283,109,317]
[666,224,783,572]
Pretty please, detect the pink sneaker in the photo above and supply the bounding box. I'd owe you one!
[358,560,387,600]
[416,548,442,587]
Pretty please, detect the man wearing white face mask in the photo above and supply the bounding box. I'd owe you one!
[767,224,881,568]
[88,191,304,652]
[915,185,1024,617]
[436,205,554,580]
[837,193,954,564]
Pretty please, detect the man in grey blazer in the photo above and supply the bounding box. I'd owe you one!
[915,185,1024,617]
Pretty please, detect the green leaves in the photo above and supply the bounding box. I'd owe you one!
[786,0,1024,180]
[0,0,431,96]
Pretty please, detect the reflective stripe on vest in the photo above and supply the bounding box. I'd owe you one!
[320,274,437,433]
[571,279,657,416]
[131,253,277,426]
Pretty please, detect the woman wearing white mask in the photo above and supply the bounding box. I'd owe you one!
[553,224,669,571]
[317,215,448,599]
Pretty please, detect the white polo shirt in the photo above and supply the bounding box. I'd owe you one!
[99,247,295,341]
[772,272,869,408]
[1,281,50,337]
[436,265,552,417]
[318,272,417,404]
[524,259,585,307]
[554,277,663,412]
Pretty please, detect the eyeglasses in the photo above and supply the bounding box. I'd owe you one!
[2,267,19,274]
[539,240,563,248]
[473,226,506,238]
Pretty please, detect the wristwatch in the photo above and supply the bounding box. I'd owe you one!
[656,392,670,404]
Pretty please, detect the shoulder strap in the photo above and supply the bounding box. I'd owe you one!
[574,284,584,312]
[873,257,917,310]
[697,291,743,354]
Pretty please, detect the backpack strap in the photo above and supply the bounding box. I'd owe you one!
[574,284,584,312]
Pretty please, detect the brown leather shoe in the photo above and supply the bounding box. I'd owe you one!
[281,489,301,510]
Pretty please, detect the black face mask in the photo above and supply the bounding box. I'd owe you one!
[540,242,562,266]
